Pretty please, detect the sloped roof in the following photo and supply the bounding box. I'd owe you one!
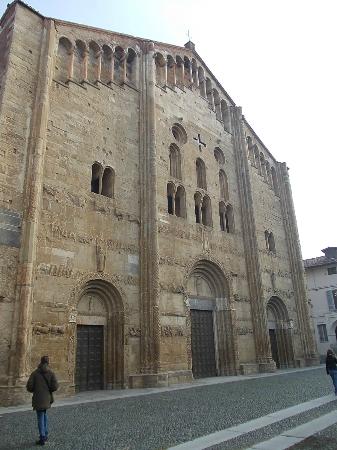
[303,256,337,269]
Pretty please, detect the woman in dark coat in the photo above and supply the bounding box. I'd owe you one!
[26,356,59,446]
[326,349,337,395]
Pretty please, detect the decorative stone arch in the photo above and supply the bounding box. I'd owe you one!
[206,77,214,109]
[155,52,166,87]
[114,46,126,84]
[91,161,103,194]
[196,157,207,190]
[101,44,113,84]
[183,56,192,87]
[171,123,187,145]
[68,274,127,390]
[214,147,225,165]
[271,166,279,195]
[219,169,229,201]
[267,296,295,369]
[198,66,206,97]
[191,58,198,87]
[126,47,138,86]
[73,39,87,82]
[169,143,182,179]
[88,40,101,83]
[55,36,73,82]
[167,55,176,88]
[213,89,221,120]
[221,99,231,132]
[183,257,238,377]
[176,55,184,87]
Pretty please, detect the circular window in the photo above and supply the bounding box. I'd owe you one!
[172,123,187,145]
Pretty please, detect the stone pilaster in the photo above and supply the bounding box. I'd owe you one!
[138,41,161,377]
[9,19,56,386]
[231,107,275,372]
[277,163,318,364]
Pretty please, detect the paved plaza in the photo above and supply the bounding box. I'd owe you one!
[1,367,336,450]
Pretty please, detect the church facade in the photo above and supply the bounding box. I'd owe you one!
[0,1,317,405]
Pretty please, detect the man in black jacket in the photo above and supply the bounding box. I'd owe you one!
[326,349,337,395]
[26,356,59,446]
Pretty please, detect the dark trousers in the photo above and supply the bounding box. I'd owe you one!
[329,369,337,394]
[36,410,48,440]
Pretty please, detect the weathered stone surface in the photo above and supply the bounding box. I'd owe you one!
[0,2,317,405]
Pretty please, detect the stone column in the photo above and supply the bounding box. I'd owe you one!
[68,47,74,80]
[231,107,275,372]
[137,41,161,380]
[278,162,318,364]
[82,48,88,81]
[9,19,56,383]
[96,50,102,82]
[109,53,114,84]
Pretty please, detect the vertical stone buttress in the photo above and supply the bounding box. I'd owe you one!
[9,19,56,382]
[231,107,275,371]
[278,163,317,363]
[139,41,161,374]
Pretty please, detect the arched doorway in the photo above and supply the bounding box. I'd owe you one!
[186,260,237,378]
[74,279,124,391]
[267,296,294,369]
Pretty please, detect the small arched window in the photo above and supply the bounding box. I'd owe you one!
[176,56,184,87]
[254,145,260,172]
[246,136,254,162]
[196,158,207,190]
[191,59,198,88]
[155,53,166,87]
[198,66,206,97]
[55,37,72,83]
[91,163,103,194]
[175,185,186,218]
[184,56,191,87]
[265,161,271,185]
[167,55,176,88]
[225,204,234,233]
[91,163,114,198]
[114,46,125,84]
[265,230,276,253]
[88,41,100,83]
[169,144,182,179]
[202,195,212,227]
[260,153,267,179]
[219,170,228,201]
[219,202,226,231]
[101,45,113,84]
[271,167,279,195]
[213,89,221,120]
[221,100,231,132]
[167,182,175,215]
[73,40,86,82]
[101,167,114,198]
[214,147,225,165]
[126,48,137,86]
[194,192,202,224]
[206,78,214,109]
[172,123,187,145]
[268,232,276,252]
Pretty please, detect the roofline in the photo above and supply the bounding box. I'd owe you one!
[3,1,278,162]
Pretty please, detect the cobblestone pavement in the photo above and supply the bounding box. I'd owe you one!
[288,422,337,450]
[0,368,334,450]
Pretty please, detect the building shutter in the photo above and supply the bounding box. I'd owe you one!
[327,290,335,311]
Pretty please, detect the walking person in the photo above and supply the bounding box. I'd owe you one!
[26,356,59,446]
[326,349,337,395]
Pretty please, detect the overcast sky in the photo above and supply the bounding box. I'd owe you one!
[2,0,335,259]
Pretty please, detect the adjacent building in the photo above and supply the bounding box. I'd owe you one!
[0,1,318,405]
[304,248,337,361]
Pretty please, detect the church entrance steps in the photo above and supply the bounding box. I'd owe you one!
[168,394,337,450]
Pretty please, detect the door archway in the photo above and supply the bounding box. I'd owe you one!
[74,279,124,391]
[186,259,237,378]
[267,296,294,369]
